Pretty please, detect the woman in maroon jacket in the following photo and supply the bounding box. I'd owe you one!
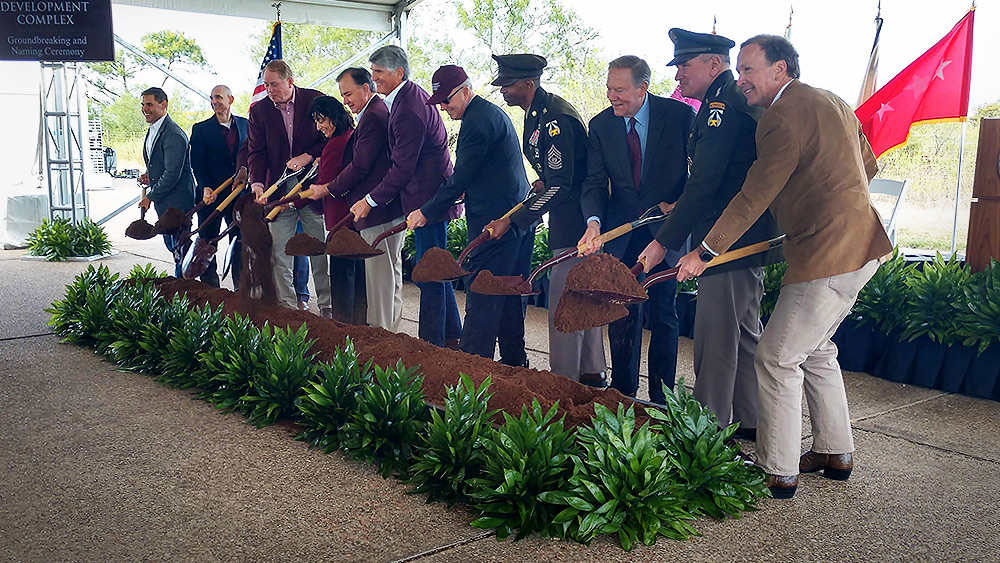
[302,96,362,324]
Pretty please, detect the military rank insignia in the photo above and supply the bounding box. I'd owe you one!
[529,128,540,146]
[547,144,563,170]
[707,101,725,127]
[546,120,561,137]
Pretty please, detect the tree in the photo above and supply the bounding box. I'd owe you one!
[141,30,211,87]
[86,49,144,101]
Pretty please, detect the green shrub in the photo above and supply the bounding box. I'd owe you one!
[531,224,552,272]
[759,261,787,319]
[850,249,915,334]
[72,218,113,257]
[341,360,428,478]
[901,253,970,346]
[107,282,166,371]
[159,303,226,388]
[195,314,267,415]
[243,323,317,428]
[956,259,1000,353]
[46,264,121,347]
[135,293,190,374]
[446,217,467,259]
[542,403,698,551]
[127,263,167,280]
[647,380,770,519]
[297,337,373,452]
[409,374,498,505]
[468,400,578,541]
[26,217,111,260]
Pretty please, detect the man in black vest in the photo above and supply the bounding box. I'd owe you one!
[486,53,607,386]
[189,84,249,288]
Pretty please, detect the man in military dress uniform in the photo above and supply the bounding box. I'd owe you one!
[485,54,607,386]
[638,29,781,437]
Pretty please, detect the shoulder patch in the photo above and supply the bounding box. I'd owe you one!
[709,101,726,110]
[707,103,725,127]
[546,120,561,137]
[546,144,563,170]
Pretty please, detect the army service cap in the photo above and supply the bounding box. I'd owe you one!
[667,28,735,66]
[491,53,547,87]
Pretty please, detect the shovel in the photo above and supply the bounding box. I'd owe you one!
[638,235,787,295]
[156,173,238,235]
[175,177,248,266]
[410,193,535,283]
[469,204,669,296]
[183,216,243,279]
[125,186,157,240]
[189,167,250,238]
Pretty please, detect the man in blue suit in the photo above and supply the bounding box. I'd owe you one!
[578,56,695,404]
[139,86,196,278]
[189,85,248,288]
[408,65,533,366]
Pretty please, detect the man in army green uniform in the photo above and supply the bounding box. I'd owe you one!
[484,53,607,387]
[638,29,781,437]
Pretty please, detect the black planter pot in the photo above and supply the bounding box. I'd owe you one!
[909,336,947,390]
[872,331,917,383]
[938,344,974,393]
[832,318,873,373]
[962,344,1000,400]
[866,328,892,373]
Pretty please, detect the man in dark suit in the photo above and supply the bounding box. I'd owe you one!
[248,59,331,315]
[138,86,195,278]
[189,84,249,289]
[578,56,695,404]
[638,30,782,440]
[408,65,532,365]
[304,67,402,331]
[351,46,461,348]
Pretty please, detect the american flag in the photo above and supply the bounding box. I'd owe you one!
[250,22,282,106]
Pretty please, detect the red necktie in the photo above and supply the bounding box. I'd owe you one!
[627,117,641,190]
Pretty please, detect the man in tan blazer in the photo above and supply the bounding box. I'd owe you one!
[675,35,892,499]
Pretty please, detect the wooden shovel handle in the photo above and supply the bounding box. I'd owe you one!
[204,175,234,204]
[642,235,786,289]
[214,180,247,213]
[265,183,305,221]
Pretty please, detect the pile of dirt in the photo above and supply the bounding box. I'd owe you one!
[124,218,156,240]
[469,270,524,295]
[154,277,649,429]
[565,253,646,303]
[554,290,629,333]
[154,207,190,234]
[411,247,467,283]
[285,233,326,256]
[235,198,278,305]
[325,229,382,259]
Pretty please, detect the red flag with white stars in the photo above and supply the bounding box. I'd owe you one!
[855,8,974,158]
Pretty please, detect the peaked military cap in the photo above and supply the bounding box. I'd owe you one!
[667,28,735,66]
[491,53,547,87]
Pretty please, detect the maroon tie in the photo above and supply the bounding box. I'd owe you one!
[627,117,641,190]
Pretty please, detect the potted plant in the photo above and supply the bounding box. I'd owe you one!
[956,260,1000,399]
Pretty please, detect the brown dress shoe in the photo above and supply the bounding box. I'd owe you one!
[765,473,799,499]
[799,450,853,481]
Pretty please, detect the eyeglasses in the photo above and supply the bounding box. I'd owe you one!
[443,85,465,105]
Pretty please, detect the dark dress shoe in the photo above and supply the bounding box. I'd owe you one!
[579,372,607,388]
[444,338,461,351]
[800,451,853,481]
[732,426,757,441]
[766,473,798,499]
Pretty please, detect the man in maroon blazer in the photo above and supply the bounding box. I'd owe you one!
[248,59,331,315]
[305,67,403,331]
[349,45,461,348]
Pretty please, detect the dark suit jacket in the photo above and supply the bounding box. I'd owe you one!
[421,95,529,237]
[368,80,458,220]
[247,86,327,201]
[327,96,400,230]
[580,93,694,256]
[143,114,195,216]
[189,113,248,190]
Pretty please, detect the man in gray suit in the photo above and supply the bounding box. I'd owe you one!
[139,86,195,277]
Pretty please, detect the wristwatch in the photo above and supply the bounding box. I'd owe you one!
[698,243,715,263]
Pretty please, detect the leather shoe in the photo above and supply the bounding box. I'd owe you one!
[765,473,798,499]
[444,338,461,351]
[579,372,607,388]
[800,450,853,481]
[732,426,756,441]
[320,307,333,320]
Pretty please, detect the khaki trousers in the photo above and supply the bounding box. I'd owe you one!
[268,206,331,310]
[546,247,606,381]
[360,218,405,331]
[693,267,763,429]
[755,259,879,476]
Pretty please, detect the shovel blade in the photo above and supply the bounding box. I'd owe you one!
[575,289,648,306]
[125,220,157,240]
[221,238,237,281]
[469,271,535,295]
[182,238,216,279]
[411,247,467,283]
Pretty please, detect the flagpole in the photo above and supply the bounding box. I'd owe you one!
[951,120,968,255]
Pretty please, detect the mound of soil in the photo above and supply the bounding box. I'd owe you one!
[285,233,326,256]
[326,229,382,259]
[554,289,629,333]
[469,270,525,295]
[153,277,649,429]
[411,247,467,283]
[565,253,646,303]
[154,207,190,234]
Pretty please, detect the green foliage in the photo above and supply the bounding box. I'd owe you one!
[297,338,373,452]
[759,261,787,320]
[901,254,970,345]
[468,400,578,540]
[46,264,121,348]
[243,323,317,428]
[195,314,267,414]
[341,361,429,478]
[250,23,380,93]
[159,303,226,388]
[410,375,498,505]
[134,293,190,374]
[446,218,468,260]
[531,224,552,272]
[647,380,770,519]
[107,282,166,371]
[956,259,1000,354]
[141,30,209,85]
[677,278,698,294]
[851,249,915,334]
[542,404,698,551]
[26,217,111,261]
[128,263,167,281]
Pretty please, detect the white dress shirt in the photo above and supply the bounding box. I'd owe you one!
[144,114,167,160]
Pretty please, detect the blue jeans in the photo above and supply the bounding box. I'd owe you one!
[162,233,183,278]
[413,221,462,346]
[294,220,310,303]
